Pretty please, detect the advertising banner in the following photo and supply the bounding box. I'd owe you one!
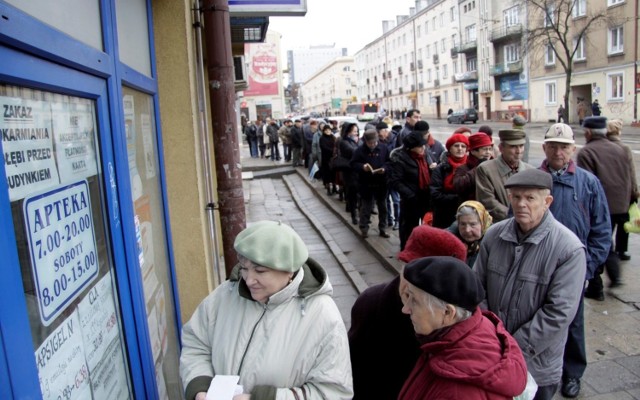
[244,42,279,97]
[499,75,528,101]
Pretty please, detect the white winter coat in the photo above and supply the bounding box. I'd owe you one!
[180,259,353,400]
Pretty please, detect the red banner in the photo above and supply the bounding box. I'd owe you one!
[244,43,279,96]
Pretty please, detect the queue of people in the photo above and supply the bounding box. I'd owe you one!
[190,114,635,400]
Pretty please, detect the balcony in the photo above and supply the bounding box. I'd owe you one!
[366,78,370,84]
[433,54,439,64]
[489,61,523,76]
[387,70,392,78]
[399,87,403,94]
[374,76,378,83]
[489,24,523,43]
[452,40,477,55]
[454,70,478,82]
[418,82,424,90]
[450,48,458,58]
[434,79,440,88]
[388,89,393,95]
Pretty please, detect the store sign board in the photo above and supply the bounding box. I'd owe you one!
[229,0,307,16]
[23,180,99,325]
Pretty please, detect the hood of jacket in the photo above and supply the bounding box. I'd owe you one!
[422,309,527,397]
[229,257,332,306]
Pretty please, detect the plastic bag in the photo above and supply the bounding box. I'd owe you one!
[308,162,320,181]
[513,371,538,400]
[624,202,640,233]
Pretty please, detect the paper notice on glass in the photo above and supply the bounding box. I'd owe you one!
[206,375,243,400]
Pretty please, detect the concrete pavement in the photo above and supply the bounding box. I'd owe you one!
[240,144,640,399]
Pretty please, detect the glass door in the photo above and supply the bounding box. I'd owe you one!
[0,84,132,399]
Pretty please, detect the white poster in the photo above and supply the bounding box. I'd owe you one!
[1,96,60,201]
[23,180,100,325]
[87,336,131,400]
[35,311,92,400]
[140,113,156,179]
[51,102,98,182]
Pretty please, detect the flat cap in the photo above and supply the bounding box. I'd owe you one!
[582,116,607,130]
[403,131,427,149]
[504,168,552,191]
[544,123,575,144]
[498,129,526,145]
[234,220,309,272]
[376,122,389,131]
[398,225,466,263]
[403,256,485,312]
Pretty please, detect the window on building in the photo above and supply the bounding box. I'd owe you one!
[441,38,446,53]
[453,60,459,74]
[432,17,436,31]
[465,24,477,42]
[452,34,458,48]
[443,64,449,79]
[454,88,460,102]
[607,72,624,101]
[573,0,586,17]
[574,37,586,61]
[608,0,624,5]
[444,90,449,103]
[545,45,556,65]
[545,81,557,104]
[425,21,429,34]
[440,12,445,27]
[450,6,456,21]
[608,26,623,54]
[426,44,431,58]
[417,26,421,38]
[427,68,432,81]
[467,57,477,71]
[504,6,519,26]
[544,4,555,27]
[417,49,422,60]
[505,44,521,63]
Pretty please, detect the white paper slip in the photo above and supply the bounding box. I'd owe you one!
[206,375,243,400]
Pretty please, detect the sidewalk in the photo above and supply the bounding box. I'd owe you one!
[240,145,640,399]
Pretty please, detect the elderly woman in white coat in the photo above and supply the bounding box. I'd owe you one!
[180,220,353,400]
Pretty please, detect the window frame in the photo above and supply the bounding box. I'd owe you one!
[545,45,556,65]
[607,71,624,101]
[608,26,624,54]
[573,37,586,61]
[544,81,557,105]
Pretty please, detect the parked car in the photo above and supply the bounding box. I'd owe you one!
[447,108,478,124]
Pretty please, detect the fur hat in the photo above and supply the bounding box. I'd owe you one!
[445,133,470,150]
[582,116,607,130]
[397,225,467,263]
[234,221,309,272]
[403,256,485,312]
[403,131,427,149]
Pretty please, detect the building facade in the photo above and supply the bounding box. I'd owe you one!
[287,44,348,84]
[300,56,356,115]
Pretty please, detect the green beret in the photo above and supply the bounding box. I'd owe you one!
[233,220,309,272]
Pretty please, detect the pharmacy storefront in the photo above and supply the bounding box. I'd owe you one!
[0,1,182,399]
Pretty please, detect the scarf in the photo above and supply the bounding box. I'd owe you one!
[410,151,430,189]
[443,154,468,192]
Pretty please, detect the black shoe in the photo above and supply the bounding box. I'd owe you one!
[610,280,623,288]
[351,216,358,225]
[379,230,390,238]
[584,290,604,301]
[619,252,631,261]
[561,378,581,398]
[360,229,369,238]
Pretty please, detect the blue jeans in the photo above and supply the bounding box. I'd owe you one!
[248,138,258,158]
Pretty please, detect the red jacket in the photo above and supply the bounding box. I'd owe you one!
[398,309,527,400]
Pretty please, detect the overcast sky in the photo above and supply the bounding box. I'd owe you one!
[268,0,416,58]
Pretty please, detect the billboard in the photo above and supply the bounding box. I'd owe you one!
[244,42,279,97]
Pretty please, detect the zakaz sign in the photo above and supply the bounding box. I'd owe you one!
[229,0,307,16]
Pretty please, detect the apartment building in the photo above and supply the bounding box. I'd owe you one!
[300,56,356,115]
[528,0,639,124]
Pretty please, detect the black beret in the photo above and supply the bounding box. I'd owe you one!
[376,122,389,130]
[413,120,430,133]
[582,116,607,130]
[403,131,427,149]
[504,168,552,190]
[403,256,485,312]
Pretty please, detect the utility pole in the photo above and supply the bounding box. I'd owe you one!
[202,0,245,276]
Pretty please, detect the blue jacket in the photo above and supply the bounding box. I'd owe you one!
[540,161,611,279]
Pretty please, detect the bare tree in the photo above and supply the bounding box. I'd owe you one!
[522,0,612,122]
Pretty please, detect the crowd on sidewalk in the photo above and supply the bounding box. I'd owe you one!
[181,112,637,400]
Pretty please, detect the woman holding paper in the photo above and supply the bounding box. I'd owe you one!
[179,220,353,400]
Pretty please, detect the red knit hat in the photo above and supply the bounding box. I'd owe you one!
[468,133,493,150]
[397,225,467,263]
[445,133,470,150]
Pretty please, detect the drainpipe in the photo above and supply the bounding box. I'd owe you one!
[193,1,223,285]
[201,0,245,276]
